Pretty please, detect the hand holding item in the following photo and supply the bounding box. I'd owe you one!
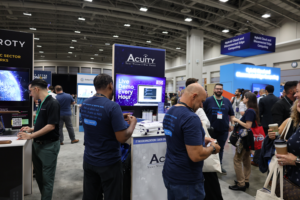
[232,117,239,123]
[17,132,32,140]
[211,142,221,154]
[20,126,33,133]
[268,129,276,140]
[277,153,297,166]
[128,116,137,125]
[205,137,215,146]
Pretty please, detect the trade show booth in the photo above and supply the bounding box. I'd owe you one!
[220,63,281,97]
[112,44,167,200]
[0,29,33,200]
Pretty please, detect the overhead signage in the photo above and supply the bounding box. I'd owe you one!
[113,44,165,78]
[221,32,276,57]
[34,70,52,87]
[236,67,279,81]
[77,73,98,84]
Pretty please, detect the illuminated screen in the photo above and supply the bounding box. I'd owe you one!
[115,74,166,106]
[0,70,29,101]
[138,85,162,103]
[78,85,96,98]
[252,83,268,97]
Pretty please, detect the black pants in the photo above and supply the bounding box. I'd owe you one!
[83,160,123,200]
[203,172,223,200]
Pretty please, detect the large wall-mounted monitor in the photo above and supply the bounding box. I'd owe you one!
[0,67,30,107]
[77,85,96,98]
[115,74,166,106]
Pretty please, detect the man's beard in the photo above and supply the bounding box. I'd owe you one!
[214,91,222,97]
[235,93,240,97]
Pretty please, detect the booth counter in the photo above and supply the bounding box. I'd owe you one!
[130,130,167,200]
[0,138,32,200]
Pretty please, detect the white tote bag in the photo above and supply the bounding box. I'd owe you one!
[255,158,284,200]
[202,123,222,173]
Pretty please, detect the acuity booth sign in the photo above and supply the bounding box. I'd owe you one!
[221,32,276,57]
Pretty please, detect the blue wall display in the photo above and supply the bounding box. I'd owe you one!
[220,63,281,97]
[113,44,165,78]
[34,70,52,87]
[221,32,276,57]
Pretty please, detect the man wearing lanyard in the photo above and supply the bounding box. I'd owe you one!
[203,83,235,174]
[18,79,60,200]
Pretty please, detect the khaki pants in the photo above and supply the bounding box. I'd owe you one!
[234,148,251,187]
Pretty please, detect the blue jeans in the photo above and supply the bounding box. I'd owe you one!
[163,177,205,200]
[215,131,229,164]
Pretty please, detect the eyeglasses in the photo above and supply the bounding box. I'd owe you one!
[215,88,223,91]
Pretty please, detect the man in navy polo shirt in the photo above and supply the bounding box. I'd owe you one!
[55,85,79,145]
[203,83,235,174]
[163,83,220,200]
[81,74,137,200]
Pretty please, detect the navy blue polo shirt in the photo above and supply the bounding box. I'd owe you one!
[81,96,128,167]
[163,106,205,185]
[203,96,234,132]
[56,92,74,116]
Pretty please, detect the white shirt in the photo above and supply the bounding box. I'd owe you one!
[239,102,247,114]
[48,90,57,99]
[231,96,242,119]
[257,94,266,105]
[195,108,210,128]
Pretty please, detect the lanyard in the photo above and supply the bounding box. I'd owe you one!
[213,95,223,110]
[94,93,107,98]
[284,96,292,107]
[178,102,194,112]
[34,95,49,125]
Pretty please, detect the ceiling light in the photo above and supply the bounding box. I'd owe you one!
[105,43,110,45]
[84,0,93,2]
[34,38,39,40]
[184,17,192,22]
[124,24,131,27]
[219,0,229,2]
[176,47,181,50]
[91,58,94,59]
[74,31,81,33]
[95,54,98,56]
[78,17,85,21]
[39,51,44,53]
[113,35,119,38]
[23,12,32,16]
[30,28,36,30]
[146,40,151,43]
[72,40,77,42]
[222,29,229,33]
[37,45,42,48]
[70,46,74,49]
[162,31,168,34]
[262,13,271,18]
[140,7,148,12]
[99,49,103,51]
[68,52,73,54]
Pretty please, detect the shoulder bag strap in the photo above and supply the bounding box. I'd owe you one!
[280,118,292,140]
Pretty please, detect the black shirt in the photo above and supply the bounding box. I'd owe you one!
[271,96,293,126]
[34,95,60,141]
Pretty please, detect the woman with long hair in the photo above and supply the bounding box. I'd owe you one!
[229,92,259,191]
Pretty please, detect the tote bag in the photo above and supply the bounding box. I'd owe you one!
[255,157,283,200]
[202,123,222,173]
[251,121,265,150]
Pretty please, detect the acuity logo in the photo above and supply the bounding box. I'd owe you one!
[148,154,165,169]
[125,54,156,67]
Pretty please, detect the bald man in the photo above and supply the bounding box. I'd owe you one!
[163,83,221,200]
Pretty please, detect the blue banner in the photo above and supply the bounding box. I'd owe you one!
[221,32,276,57]
[34,70,52,87]
[133,136,166,145]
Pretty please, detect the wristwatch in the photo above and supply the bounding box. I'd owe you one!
[211,145,216,154]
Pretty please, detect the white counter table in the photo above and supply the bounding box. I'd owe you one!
[0,138,32,200]
[130,130,167,200]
